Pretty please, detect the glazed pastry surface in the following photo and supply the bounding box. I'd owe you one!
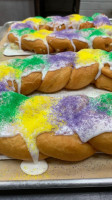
[0,90,112,162]
[10,13,110,31]
[0,49,112,94]
[8,25,112,53]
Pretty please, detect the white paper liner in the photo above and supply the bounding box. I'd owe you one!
[0,155,13,160]
[3,44,35,56]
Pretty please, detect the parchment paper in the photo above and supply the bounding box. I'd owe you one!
[0,33,112,181]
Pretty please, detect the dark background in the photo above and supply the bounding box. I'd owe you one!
[0,0,112,25]
[0,187,112,199]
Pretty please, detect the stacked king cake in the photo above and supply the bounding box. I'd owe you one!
[0,12,112,176]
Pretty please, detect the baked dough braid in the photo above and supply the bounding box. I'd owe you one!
[0,91,112,162]
[10,13,110,31]
[0,49,112,94]
[8,25,112,53]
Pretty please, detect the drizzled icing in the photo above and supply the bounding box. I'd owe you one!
[8,25,112,52]
[20,160,48,175]
[92,13,110,26]
[0,49,112,92]
[0,91,112,163]
[10,13,110,31]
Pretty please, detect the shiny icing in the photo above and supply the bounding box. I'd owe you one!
[8,25,112,51]
[10,13,110,31]
[20,160,48,175]
[0,50,112,92]
[0,91,112,163]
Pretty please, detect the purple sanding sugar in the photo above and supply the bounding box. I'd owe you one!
[0,82,8,92]
[48,52,76,69]
[50,29,80,40]
[11,21,34,30]
[48,16,69,23]
[53,95,112,142]
[94,17,110,26]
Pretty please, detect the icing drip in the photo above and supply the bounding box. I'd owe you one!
[9,25,112,52]
[0,49,112,92]
[0,92,112,165]
[20,160,48,175]
[54,94,112,142]
[75,49,111,79]
[10,13,110,33]
[0,52,75,91]
[92,13,110,26]
[8,28,36,49]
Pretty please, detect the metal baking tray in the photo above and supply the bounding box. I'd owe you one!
[1,178,112,190]
[0,20,112,190]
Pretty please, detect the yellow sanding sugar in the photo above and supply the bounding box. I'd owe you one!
[23,17,44,24]
[0,64,21,80]
[15,96,59,157]
[76,49,102,65]
[25,29,52,40]
[0,65,15,80]
[98,25,112,31]
[69,14,83,22]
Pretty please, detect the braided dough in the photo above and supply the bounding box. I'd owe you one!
[0,91,112,162]
[0,49,112,94]
[10,13,110,32]
[8,25,112,53]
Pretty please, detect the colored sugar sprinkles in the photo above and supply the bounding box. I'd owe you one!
[0,91,112,174]
[0,50,112,93]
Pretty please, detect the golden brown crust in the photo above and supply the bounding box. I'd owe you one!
[3,35,112,94]
[66,63,99,90]
[94,74,112,92]
[79,22,94,29]
[38,66,72,93]
[21,36,89,54]
[47,36,74,52]
[1,131,112,162]
[9,32,112,54]
[0,132,95,162]
[0,134,48,161]
[7,72,42,95]
[21,36,54,54]
[36,133,95,161]
[72,39,89,51]
[102,64,112,79]
[9,21,94,32]
[4,62,112,95]
[93,37,112,51]
[8,33,19,46]
[89,132,112,154]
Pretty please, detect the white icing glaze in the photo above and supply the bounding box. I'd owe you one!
[4,44,35,56]
[20,160,48,175]
[71,39,76,51]
[0,123,19,137]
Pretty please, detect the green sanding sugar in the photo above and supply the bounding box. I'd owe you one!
[108,52,112,61]
[45,17,52,22]
[82,16,93,22]
[86,29,106,39]
[0,91,28,123]
[9,28,36,36]
[35,16,44,20]
[95,93,112,116]
[9,55,47,72]
[92,13,102,19]
[35,16,52,22]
